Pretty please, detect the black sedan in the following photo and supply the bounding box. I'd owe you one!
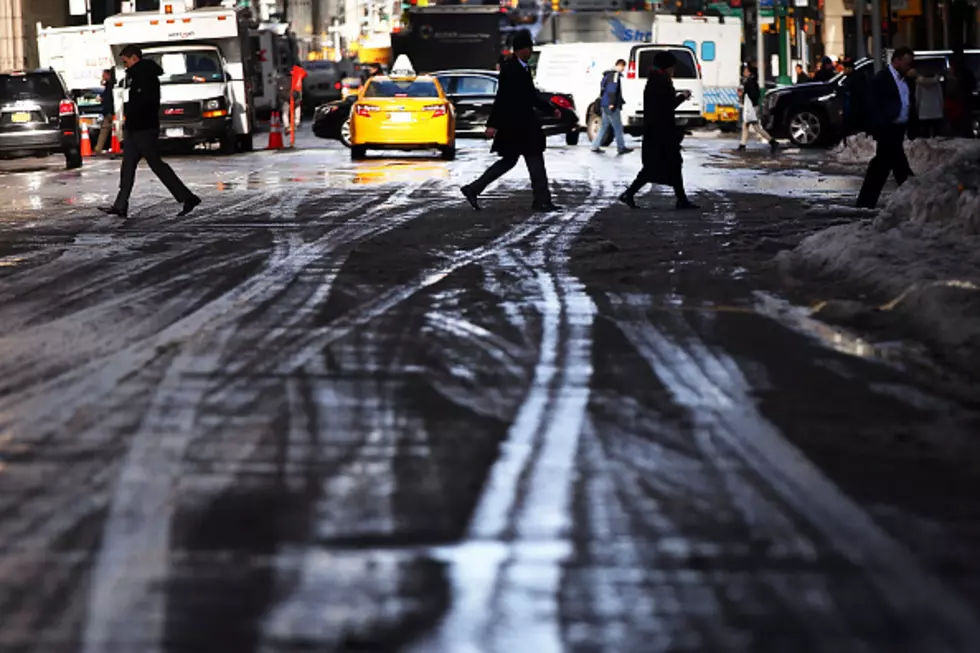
[313,69,580,147]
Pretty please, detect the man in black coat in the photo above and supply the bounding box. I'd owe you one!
[619,51,698,211]
[856,47,916,209]
[460,30,562,212]
[100,45,200,219]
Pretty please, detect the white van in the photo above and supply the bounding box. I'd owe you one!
[534,41,705,144]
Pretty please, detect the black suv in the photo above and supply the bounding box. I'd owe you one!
[762,50,979,147]
[0,70,83,169]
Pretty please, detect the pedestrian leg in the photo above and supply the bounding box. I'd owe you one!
[739,119,750,147]
[857,135,898,208]
[524,152,552,206]
[112,130,144,212]
[892,140,913,186]
[94,122,111,154]
[134,131,194,203]
[592,108,612,152]
[752,123,774,143]
[468,156,520,195]
[626,167,653,196]
[610,108,629,152]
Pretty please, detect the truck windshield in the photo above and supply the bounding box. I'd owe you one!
[365,80,439,98]
[146,50,225,84]
[0,73,63,101]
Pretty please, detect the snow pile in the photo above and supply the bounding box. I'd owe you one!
[778,142,980,371]
[831,135,980,175]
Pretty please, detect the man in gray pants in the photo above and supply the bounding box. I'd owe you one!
[100,45,200,219]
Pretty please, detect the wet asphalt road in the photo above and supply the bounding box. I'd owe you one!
[1,132,980,653]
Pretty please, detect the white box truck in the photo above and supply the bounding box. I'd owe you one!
[105,3,256,154]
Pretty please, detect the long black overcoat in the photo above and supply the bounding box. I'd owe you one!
[640,69,686,186]
[487,57,554,158]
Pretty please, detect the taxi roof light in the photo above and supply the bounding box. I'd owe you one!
[390,54,416,77]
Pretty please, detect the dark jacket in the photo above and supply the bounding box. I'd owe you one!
[742,75,761,105]
[641,69,686,185]
[100,70,115,116]
[812,66,836,83]
[600,69,625,110]
[123,58,164,132]
[487,56,554,157]
[866,67,915,138]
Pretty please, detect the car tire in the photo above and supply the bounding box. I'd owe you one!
[351,145,367,160]
[586,109,614,147]
[237,133,254,152]
[565,131,580,146]
[340,117,352,148]
[787,109,827,147]
[220,129,237,155]
[441,144,456,161]
[65,148,83,170]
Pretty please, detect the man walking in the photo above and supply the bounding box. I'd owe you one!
[93,68,115,155]
[460,30,562,212]
[737,65,778,152]
[619,51,698,211]
[591,59,633,155]
[100,45,200,219]
[856,47,916,209]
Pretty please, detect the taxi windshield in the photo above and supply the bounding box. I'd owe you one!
[365,79,439,98]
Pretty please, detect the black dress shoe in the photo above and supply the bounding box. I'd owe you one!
[675,199,700,210]
[617,147,634,154]
[178,195,202,217]
[98,206,127,218]
[531,202,562,212]
[461,185,481,211]
[618,191,638,209]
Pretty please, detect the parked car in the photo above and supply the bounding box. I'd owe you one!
[302,60,345,114]
[0,69,83,169]
[762,50,980,147]
[312,68,580,147]
[73,87,105,145]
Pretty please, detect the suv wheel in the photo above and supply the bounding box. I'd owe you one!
[340,117,352,148]
[788,109,825,147]
[586,107,614,147]
[65,148,83,170]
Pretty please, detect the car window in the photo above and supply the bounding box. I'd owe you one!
[701,41,716,62]
[0,73,64,100]
[636,48,698,79]
[364,79,440,98]
[454,76,496,95]
[73,88,103,111]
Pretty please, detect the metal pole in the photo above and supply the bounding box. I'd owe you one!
[777,1,790,83]
[855,0,866,58]
[926,0,935,48]
[871,0,882,71]
[757,0,765,80]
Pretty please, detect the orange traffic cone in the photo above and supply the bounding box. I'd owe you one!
[267,111,284,150]
[80,121,93,157]
[110,117,122,156]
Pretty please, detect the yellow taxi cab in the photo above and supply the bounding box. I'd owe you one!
[349,55,456,161]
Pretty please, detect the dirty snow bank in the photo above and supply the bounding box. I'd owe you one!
[778,141,980,371]
[831,135,980,174]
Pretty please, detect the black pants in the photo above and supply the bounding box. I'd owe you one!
[857,125,911,209]
[469,152,550,204]
[626,166,689,203]
[113,128,193,211]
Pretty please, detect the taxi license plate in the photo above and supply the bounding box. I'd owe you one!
[11,112,31,123]
[165,127,184,138]
[388,112,412,123]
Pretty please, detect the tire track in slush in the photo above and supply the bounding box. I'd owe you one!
[407,178,610,653]
[608,293,980,652]
[79,182,456,653]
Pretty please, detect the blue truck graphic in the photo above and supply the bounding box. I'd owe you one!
[609,18,651,42]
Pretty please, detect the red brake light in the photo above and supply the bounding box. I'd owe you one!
[550,95,573,109]
[59,100,76,116]
[627,61,637,79]
[424,103,447,117]
[335,82,342,89]
[355,104,380,117]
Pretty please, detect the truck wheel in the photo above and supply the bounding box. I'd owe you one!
[440,144,456,161]
[220,129,237,155]
[237,134,254,152]
[65,148,83,170]
[565,131,580,146]
[351,145,367,160]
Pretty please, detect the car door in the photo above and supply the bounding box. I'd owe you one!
[443,74,497,134]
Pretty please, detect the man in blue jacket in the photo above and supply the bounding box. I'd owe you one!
[591,59,633,155]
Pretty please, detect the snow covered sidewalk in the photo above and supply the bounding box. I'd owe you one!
[778,138,980,372]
